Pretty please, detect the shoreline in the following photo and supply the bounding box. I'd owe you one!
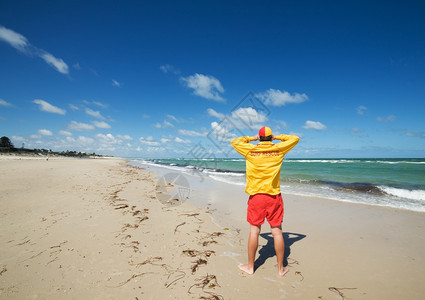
[1,156,424,299]
[132,158,425,214]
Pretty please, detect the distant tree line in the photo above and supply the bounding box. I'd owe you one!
[0,136,104,158]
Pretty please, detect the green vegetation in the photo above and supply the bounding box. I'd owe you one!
[0,136,106,158]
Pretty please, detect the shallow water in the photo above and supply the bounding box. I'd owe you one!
[129,158,425,213]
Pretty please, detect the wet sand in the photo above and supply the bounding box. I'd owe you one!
[0,156,424,299]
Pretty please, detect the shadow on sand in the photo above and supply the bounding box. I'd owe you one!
[254,232,306,271]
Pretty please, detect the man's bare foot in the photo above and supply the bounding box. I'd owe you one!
[278,266,289,277]
[238,264,254,275]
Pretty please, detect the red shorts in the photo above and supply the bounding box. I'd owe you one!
[247,193,284,227]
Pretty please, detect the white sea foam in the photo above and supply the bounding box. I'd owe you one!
[203,169,245,177]
[284,159,425,165]
[285,159,359,164]
[378,186,425,201]
[374,160,425,165]
[208,175,245,186]
[134,160,190,173]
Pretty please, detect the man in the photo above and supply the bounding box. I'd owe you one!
[231,126,299,276]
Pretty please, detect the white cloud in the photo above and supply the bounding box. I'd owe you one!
[117,134,133,141]
[303,120,327,130]
[11,135,25,144]
[53,135,94,151]
[154,120,174,129]
[377,115,396,123]
[146,146,166,153]
[0,99,12,107]
[0,26,69,74]
[276,120,288,130]
[208,107,269,132]
[85,108,105,119]
[178,129,206,137]
[405,131,424,138]
[33,99,66,115]
[50,133,135,154]
[39,52,69,74]
[167,114,183,123]
[160,64,180,74]
[256,89,308,106]
[164,120,174,128]
[68,121,95,131]
[69,104,79,111]
[174,137,191,144]
[231,107,268,128]
[181,73,225,102]
[112,79,120,87]
[92,101,108,109]
[357,105,367,115]
[207,108,225,119]
[139,137,160,146]
[96,133,117,144]
[83,100,108,109]
[77,136,94,145]
[38,129,53,136]
[30,134,41,139]
[92,121,111,129]
[210,121,237,142]
[160,138,171,143]
[0,25,29,51]
[59,130,73,136]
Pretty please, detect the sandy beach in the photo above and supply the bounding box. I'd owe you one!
[1,156,424,299]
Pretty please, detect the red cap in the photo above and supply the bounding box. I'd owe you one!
[259,126,272,137]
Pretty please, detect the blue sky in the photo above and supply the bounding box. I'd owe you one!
[1,1,424,158]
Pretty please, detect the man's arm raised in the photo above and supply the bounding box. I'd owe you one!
[231,136,256,157]
[273,134,300,154]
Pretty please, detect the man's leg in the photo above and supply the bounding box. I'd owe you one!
[238,224,261,275]
[271,225,289,277]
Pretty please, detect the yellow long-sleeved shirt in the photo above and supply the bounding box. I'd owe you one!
[231,134,299,195]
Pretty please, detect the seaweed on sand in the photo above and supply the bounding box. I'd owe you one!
[129,256,163,267]
[188,274,223,299]
[129,257,187,288]
[182,249,216,274]
[182,249,215,259]
[191,258,208,274]
[179,212,202,221]
[136,216,149,223]
[165,270,186,288]
[328,287,357,300]
[107,272,154,288]
[295,271,304,281]
[114,204,128,210]
[174,222,186,234]
[198,232,224,247]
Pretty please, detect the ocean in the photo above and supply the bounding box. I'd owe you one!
[129,158,425,213]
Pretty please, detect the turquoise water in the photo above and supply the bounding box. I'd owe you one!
[130,158,425,212]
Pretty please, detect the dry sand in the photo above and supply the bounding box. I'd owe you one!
[0,156,424,299]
